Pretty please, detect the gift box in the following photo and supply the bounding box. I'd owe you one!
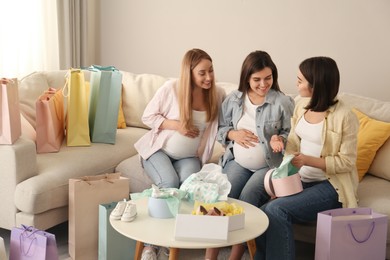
[174,201,245,242]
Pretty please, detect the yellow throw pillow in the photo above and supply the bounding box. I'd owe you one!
[353,108,390,181]
[117,85,126,129]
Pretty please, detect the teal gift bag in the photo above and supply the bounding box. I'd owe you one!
[98,202,136,260]
[88,65,122,144]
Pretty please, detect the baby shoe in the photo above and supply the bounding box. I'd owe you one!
[110,199,127,220]
[121,201,137,222]
[141,246,157,260]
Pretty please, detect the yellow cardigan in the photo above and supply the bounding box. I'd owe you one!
[285,97,359,208]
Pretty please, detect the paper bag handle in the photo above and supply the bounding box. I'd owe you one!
[348,222,375,243]
[81,173,121,184]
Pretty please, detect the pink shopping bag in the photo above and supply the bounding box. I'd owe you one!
[36,87,65,153]
[315,207,388,260]
[0,78,21,144]
[9,225,58,260]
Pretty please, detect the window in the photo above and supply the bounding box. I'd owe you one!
[0,0,59,78]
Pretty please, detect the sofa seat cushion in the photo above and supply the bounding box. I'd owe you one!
[358,174,390,249]
[121,72,168,129]
[14,127,147,214]
[115,155,154,193]
[358,174,390,215]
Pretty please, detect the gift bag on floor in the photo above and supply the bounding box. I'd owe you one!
[315,207,388,260]
[0,236,7,260]
[9,225,58,260]
[69,173,129,260]
[88,65,122,144]
[65,69,90,146]
[36,87,65,153]
[1,78,21,144]
[98,202,136,260]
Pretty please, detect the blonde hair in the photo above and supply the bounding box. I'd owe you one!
[178,48,219,130]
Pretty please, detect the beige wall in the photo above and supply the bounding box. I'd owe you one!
[96,0,390,101]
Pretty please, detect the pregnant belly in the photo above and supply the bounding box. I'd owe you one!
[233,142,266,171]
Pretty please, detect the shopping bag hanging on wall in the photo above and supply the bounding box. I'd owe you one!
[9,225,58,260]
[88,65,122,144]
[36,87,65,153]
[64,69,90,146]
[1,78,21,144]
[315,207,388,260]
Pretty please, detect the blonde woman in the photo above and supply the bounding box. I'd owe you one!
[134,48,225,259]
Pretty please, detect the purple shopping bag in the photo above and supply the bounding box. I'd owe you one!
[9,225,58,260]
[315,208,387,260]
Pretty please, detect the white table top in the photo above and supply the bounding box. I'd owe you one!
[110,197,269,249]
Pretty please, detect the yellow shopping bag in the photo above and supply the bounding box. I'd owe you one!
[65,69,90,146]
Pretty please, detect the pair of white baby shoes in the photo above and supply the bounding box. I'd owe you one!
[110,199,137,222]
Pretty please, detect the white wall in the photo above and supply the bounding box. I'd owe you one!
[96,0,390,101]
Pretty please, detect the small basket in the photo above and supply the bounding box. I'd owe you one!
[264,168,303,198]
[148,197,175,219]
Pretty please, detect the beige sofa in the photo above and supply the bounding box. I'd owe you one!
[1,70,389,258]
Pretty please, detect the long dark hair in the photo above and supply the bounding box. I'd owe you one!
[299,56,339,111]
[238,50,280,93]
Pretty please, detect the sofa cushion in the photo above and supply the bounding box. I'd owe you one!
[369,138,390,181]
[18,70,92,129]
[353,109,390,181]
[21,113,36,142]
[357,174,390,248]
[339,92,390,122]
[14,127,147,214]
[19,72,52,128]
[115,156,154,193]
[338,93,390,181]
[121,72,168,129]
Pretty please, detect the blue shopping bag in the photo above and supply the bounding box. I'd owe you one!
[88,65,122,144]
[98,202,136,260]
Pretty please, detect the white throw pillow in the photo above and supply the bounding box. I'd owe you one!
[121,71,168,129]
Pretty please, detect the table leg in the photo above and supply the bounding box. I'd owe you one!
[247,239,257,260]
[135,241,144,260]
[168,247,179,260]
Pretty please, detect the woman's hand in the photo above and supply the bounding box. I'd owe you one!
[291,152,305,169]
[270,135,284,153]
[228,129,259,148]
[160,119,199,138]
[177,123,199,138]
[292,152,327,171]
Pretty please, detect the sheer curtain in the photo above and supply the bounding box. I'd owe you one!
[0,0,96,78]
[0,0,60,78]
[57,0,96,69]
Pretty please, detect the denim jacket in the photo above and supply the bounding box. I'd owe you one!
[217,89,295,169]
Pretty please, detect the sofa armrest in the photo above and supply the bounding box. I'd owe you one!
[0,137,38,229]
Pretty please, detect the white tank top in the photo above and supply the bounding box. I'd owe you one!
[233,94,267,171]
[295,115,327,182]
[162,110,208,159]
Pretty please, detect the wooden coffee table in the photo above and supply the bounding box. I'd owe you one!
[110,197,268,260]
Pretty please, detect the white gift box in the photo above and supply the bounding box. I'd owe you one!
[174,213,245,242]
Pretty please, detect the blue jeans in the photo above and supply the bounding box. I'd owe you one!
[141,150,201,188]
[223,160,271,207]
[254,180,342,260]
